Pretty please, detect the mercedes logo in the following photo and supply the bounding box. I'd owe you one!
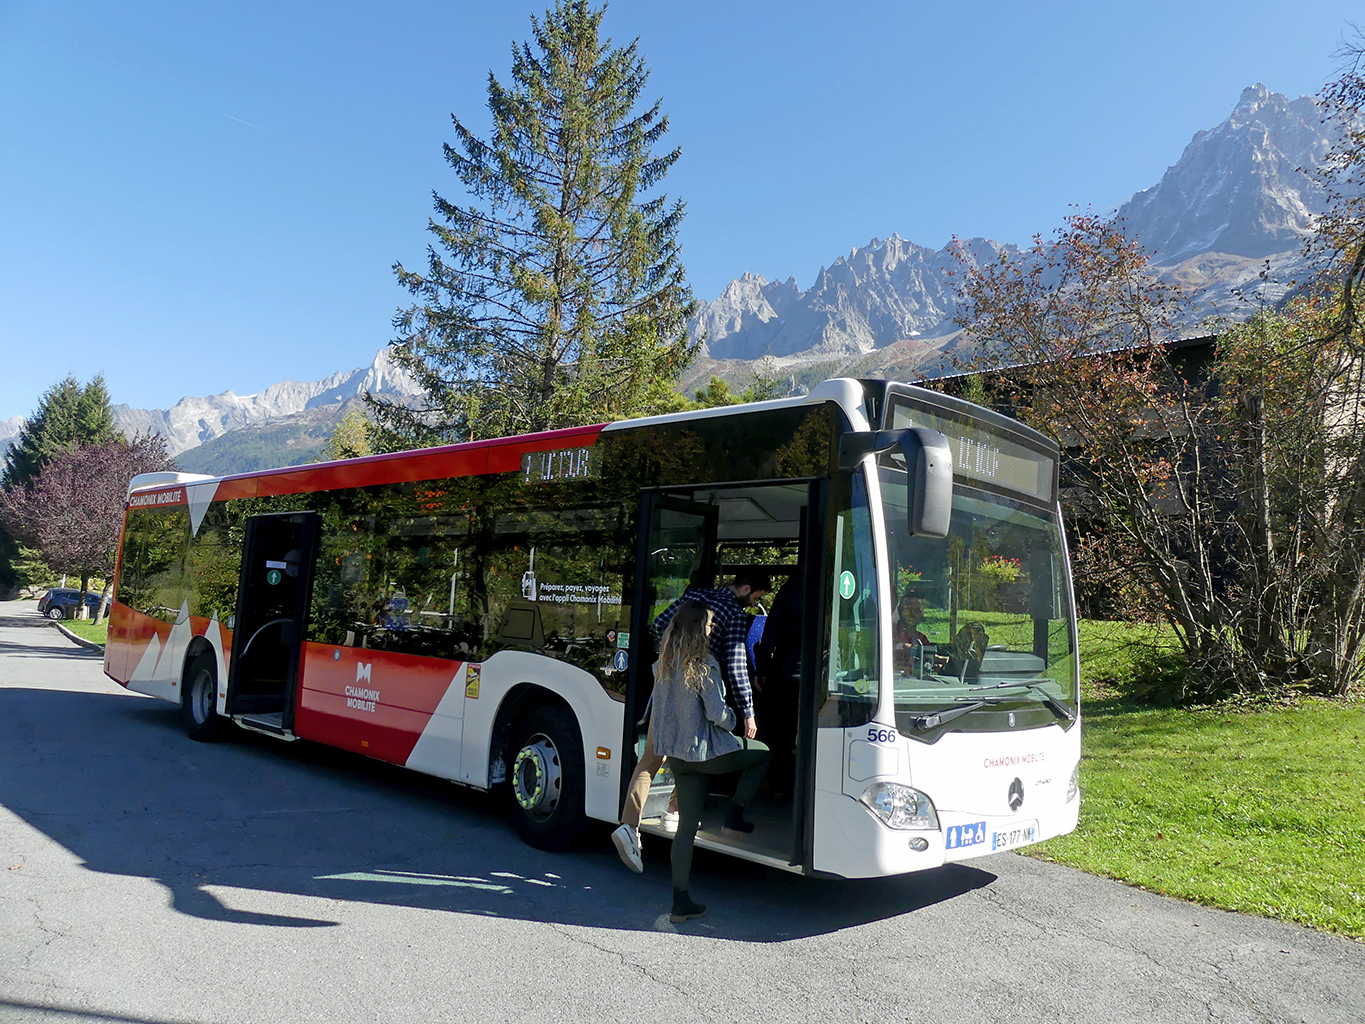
[1008,777,1025,811]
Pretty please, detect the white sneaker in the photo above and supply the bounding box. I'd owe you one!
[660,809,679,833]
[611,824,643,873]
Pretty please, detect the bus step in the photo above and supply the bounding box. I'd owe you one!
[234,713,297,741]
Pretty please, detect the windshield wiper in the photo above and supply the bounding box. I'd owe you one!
[904,683,1075,731]
[982,681,1075,723]
[904,700,990,731]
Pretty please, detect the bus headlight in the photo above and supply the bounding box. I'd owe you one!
[859,783,939,830]
[1066,763,1080,802]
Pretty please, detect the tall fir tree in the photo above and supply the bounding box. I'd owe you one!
[1,374,118,591]
[371,0,698,448]
[3,374,117,489]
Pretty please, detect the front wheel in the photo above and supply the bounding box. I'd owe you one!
[181,653,225,742]
[508,704,586,850]
[46,606,64,620]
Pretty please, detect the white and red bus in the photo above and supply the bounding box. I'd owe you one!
[105,378,1080,878]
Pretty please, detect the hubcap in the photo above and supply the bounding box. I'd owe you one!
[191,668,214,725]
[511,733,562,822]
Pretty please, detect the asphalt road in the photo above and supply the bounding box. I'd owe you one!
[1,599,1362,1024]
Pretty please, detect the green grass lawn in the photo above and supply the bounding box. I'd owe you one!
[1030,619,1365,939]
[56,618,108,646]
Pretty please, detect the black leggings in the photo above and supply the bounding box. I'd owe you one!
[666,739,770,890]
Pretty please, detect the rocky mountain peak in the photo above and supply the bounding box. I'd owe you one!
[110,348,422,456]
[1116,85,1330,264]
[692,234,1011,362]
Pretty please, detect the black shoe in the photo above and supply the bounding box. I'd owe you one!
[722,806,754,834]
[669,888,707,923]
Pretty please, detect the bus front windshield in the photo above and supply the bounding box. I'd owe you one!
[879,468,1077,728]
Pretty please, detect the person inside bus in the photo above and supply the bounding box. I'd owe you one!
[754,568,803,800]
[893,589,946,675]
[647,602,770,923]
[611,571,770,873]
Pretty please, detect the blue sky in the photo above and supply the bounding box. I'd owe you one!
[0,0,1358,419]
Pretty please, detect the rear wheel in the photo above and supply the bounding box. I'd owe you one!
[46,606,64,620]
[181,653,225,742]
[508,704,586,850]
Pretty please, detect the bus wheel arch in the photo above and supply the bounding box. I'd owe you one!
[496,686,587,850]
[180,644,225,742]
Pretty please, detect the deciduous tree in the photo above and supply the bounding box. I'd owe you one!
[0,435,174,624]
[372,0,698,448]
[313,407,376,462]
[1,374,118,592]
[955,208,1365,700]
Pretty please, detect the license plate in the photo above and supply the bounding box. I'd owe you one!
[991,821,1038,851]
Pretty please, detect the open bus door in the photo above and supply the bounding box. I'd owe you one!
[225,511,319,736]
[620,495,718,812]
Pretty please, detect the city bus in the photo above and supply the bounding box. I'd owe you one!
[104,378,1080,879]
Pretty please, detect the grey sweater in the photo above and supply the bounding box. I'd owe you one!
[648,654,742,763]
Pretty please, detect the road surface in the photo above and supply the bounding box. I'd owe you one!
[1,599,1361,1023]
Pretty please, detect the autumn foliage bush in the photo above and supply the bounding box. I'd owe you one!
[951,52,1365,700]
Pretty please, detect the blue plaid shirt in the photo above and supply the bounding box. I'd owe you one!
[653,587,755,720]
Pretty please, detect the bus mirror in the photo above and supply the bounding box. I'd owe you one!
[901,428,952,538]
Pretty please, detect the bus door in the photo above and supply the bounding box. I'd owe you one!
[621,495,718,807]
[225,511,320,733]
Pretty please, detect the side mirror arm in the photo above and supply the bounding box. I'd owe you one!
[838,430,914,470]
[838,428,953,538]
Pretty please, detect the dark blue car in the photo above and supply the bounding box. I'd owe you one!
[37,588,108,620]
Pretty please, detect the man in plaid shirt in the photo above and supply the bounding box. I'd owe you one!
[651,571,772,739]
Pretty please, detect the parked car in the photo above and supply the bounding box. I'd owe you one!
[37,588,109,620]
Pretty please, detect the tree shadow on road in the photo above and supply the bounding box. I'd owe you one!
[0,686,996,942]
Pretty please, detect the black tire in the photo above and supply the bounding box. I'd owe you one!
[181,653,225,742]
[507,704,586,850]
[46,606,65,620]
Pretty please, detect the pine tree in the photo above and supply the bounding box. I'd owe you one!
[372,0,698,447]
[3,374,117,489]
[74,375,116,447]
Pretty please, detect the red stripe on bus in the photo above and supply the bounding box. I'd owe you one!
[130,424,608,505]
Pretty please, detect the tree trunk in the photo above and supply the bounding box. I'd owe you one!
[93,579,113,626]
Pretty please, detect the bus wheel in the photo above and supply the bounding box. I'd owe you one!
[508,705,585,850]
[181,653,225,742]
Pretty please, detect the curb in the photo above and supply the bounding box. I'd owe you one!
[51,621,106,653]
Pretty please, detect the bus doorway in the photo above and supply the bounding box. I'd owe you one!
[625,482,817,872]
[225,511,319,735]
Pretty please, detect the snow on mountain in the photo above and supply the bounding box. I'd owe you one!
[0,415,24,460]
[111,348,422,456]
[696,235,1009,362]
[6,84,1336,458]
[1116,83,1331,264]
[691,85,1332,378]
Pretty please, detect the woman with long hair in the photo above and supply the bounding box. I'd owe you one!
[649,602,770,923]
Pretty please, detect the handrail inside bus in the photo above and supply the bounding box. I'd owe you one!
[239,618,292,660]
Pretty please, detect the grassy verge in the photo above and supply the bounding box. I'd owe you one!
[57,618,109,646]
[1029,620,1365,939]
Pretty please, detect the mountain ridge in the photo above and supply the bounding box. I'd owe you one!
[686,83,1329,376]
[110,348,423,456]
[1,84,1334,474]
